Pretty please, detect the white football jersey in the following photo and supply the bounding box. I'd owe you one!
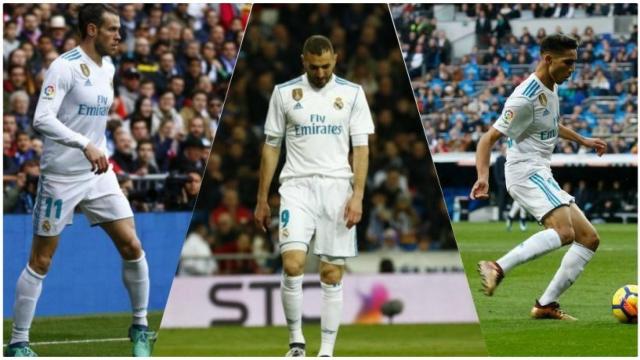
[493,73,560,171]
[265,74,374,181]
[34,47,114,179]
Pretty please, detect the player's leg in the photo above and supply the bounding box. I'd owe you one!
[535,204,598,318]
[99,217,156,356]
[518,204,527,231]
[82,170,154,356]
[281,248,308,356]
[8,175,78,356]
[506,200,519,231]
[318,258,345,357]
[278,179,316,356]
[479,206,571,296]
[479,176,575,296]
[100,217,147,320]
[7,235,60,356]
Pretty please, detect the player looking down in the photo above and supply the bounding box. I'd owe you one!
[6,5,156,357]
[254,35,374,356]
[471,33,607,320]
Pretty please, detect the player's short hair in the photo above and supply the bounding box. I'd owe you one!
[78,4,119,39]
[302,35,334,56]
[540,34,579,54]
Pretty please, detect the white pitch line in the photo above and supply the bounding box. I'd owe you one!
[3,337,129,347]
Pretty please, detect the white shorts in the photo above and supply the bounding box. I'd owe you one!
[33,169,133,236]
[507,168,574,222]
[278,176,356,259]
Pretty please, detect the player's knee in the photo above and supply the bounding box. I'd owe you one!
[320,267,342,285]
[29,253,52,275]
[578,229,600,252]
[118,238,143,261]
[555,225,575,245]
[283,261,304,276]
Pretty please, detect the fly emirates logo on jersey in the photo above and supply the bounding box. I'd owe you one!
[294,114,343,136]
[78,95,110,116]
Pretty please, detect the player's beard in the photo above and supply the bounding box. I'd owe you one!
[309,76,329,89]
[95,40,112,57]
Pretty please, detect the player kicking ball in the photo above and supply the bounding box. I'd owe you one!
[6,5,156,356]
[470,34,607,321]
[255,35,374,356]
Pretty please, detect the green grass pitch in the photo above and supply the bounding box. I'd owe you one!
[154,323,488,356]
[3,312,162,356]
[454,222,638,356]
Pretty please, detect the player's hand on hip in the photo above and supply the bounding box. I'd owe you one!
[344,196,363,229]
[470,179,490,200]
[584,137,607,156]
[254,202,271,232]
[83,143,109,174]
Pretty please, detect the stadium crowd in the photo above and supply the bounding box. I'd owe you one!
[3,3,249,213]
[393,4,638,155]
[179,4,456,276]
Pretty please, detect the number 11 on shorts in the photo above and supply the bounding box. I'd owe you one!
[44,198,63,219]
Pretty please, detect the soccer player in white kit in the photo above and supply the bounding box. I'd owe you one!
[6,5,156,357]
[254,35,374,357]
[470,34,607,320]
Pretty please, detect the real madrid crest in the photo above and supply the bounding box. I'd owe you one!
[538,93,547,107]
[292,88,303,101]
[42,220,51,233]
[80,63,90,77]
[334,97,343,110]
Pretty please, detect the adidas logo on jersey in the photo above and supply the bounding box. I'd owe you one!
[84,79,92,87]
[542,109,550,116]
[294,102,303,110]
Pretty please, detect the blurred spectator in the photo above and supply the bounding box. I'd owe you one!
[4,160,40,214]
[133,139,159,175]
[179,223,218,275]
[110,128,136,175]
[164,169,202,211]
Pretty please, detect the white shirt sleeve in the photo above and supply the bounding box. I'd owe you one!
[33,59,90,149]
[349,86,375,136]
[264,87,285,137]
[493,96,534,141]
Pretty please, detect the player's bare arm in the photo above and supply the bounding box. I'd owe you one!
[345,145,368,228]
[470,127,503,200]
[558,124,607,156]
[255,141,281,231]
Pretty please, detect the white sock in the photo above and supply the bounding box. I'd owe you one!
[319,282,343,357]
[519,207,526,219]
[123,252,149,327]
[539,243,595,306]
[281,273,305,345]
[497,229,562,273]
[11,266,45,345]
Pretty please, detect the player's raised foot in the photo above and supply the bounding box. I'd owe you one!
[4,342,37,357]
[531,300,577,321]
[129,325,157,357]
[477,260,504,296]
[285,343,306,357]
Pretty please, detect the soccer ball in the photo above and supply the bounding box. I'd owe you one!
[612,285,638,323]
